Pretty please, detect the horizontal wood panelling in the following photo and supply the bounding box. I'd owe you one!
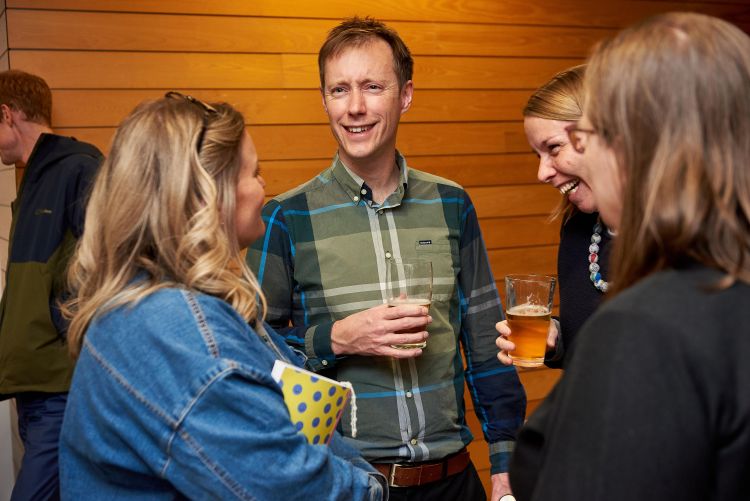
[0,210,9,242]
[0,168,14,206]
[468,185,559,218]
[56,122,533,159]
[481,216,559,250]
[0,11,7,56]
[50,89,534,127]
[11,51,582,90]
[8,10,614,58]
[7,0,749,28]
[262,153,540,195]
[405,153,540,186]
[519,367,563,402]
[489,245,558,280]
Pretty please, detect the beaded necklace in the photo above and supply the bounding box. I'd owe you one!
[588,219,609,292]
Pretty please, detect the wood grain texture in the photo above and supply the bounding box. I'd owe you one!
[7,0,750,27]
[0,11,7,56]
[11,51,582,90]
[8,10,614,57]
[54,122,533,159]
[468,184,560,218]
[49,89,534,127]
[480,216,560,250]
[489,245,558,280]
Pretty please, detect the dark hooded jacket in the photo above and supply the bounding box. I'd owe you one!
[0,133,102,397]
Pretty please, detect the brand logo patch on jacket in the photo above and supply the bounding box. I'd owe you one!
[417,239,432,246]
[34,208,53,216]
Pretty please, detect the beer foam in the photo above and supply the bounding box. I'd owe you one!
[507,303,550,316]
[387,297,431,307]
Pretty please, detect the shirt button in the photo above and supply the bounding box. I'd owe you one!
[321,360,328,366]
[410,438,418,445]
[353,196,359,202]
[406,391,413,398]
[361,188,367,195]
[385,252,392,259]
[378,209,384,215]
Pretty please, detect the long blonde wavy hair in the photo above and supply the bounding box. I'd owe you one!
[64,96,266,357]
[585,12,750,293]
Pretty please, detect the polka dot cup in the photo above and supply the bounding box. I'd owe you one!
[271,360,351,446]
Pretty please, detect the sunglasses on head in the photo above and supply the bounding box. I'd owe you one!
[165,91,219,152]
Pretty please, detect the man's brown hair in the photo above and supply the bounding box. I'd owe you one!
[0,70,52,126]
[318,16,413,90]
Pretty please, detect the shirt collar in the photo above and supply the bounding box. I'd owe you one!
[331,151,410,207]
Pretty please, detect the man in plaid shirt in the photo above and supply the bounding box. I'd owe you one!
[247,16,525,501]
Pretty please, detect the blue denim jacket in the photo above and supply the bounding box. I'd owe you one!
[59,287,385,500]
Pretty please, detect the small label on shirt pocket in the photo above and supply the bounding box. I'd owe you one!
[415,240,450,253]
[415,239,455,314]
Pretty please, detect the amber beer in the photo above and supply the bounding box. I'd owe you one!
[386,259,433,350]
[506,304,550,367]
[505,274,556,368]
[388,297,431,349]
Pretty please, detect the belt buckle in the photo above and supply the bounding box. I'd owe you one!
[388,463,406,488]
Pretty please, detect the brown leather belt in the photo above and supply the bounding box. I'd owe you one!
[372,448,471,488]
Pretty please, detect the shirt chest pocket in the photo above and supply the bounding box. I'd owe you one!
[414,241,456,306]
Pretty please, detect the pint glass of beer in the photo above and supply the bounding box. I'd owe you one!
[505,274,556,368]
[386,259,432,349]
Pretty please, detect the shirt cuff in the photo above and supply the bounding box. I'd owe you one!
[304,321,337,372]
[489,440,516,474]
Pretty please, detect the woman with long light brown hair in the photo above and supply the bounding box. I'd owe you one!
[58,94,385,500]
[496,65,614,369]
[510,12,750,501]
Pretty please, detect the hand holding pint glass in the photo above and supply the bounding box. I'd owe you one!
[386,259,432,350]
[505,274,556,368]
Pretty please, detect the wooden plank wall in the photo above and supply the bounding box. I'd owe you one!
[0,0,10,294]
[5,0,749,495]
[0,2,18,493]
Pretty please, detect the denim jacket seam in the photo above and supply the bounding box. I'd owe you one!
[84,338,175,427]
[83,338,176,475]
[177,426,257,500]
[181,290,220,358]
[166,363,257,500]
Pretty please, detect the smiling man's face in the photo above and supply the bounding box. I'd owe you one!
[321,38,412,173]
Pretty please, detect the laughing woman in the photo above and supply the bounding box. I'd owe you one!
[497,65,613,369]
[510,12,750,501]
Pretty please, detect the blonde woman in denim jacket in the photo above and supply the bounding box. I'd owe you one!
[58,94,386,500]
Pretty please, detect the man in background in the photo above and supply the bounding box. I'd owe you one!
[248,17,525,500]
[0,70,102,500]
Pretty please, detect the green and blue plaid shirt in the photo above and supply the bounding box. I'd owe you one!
[247,152,526,473]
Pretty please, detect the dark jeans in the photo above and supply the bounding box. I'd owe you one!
[11,392,68,501]
[387,461,487,501]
